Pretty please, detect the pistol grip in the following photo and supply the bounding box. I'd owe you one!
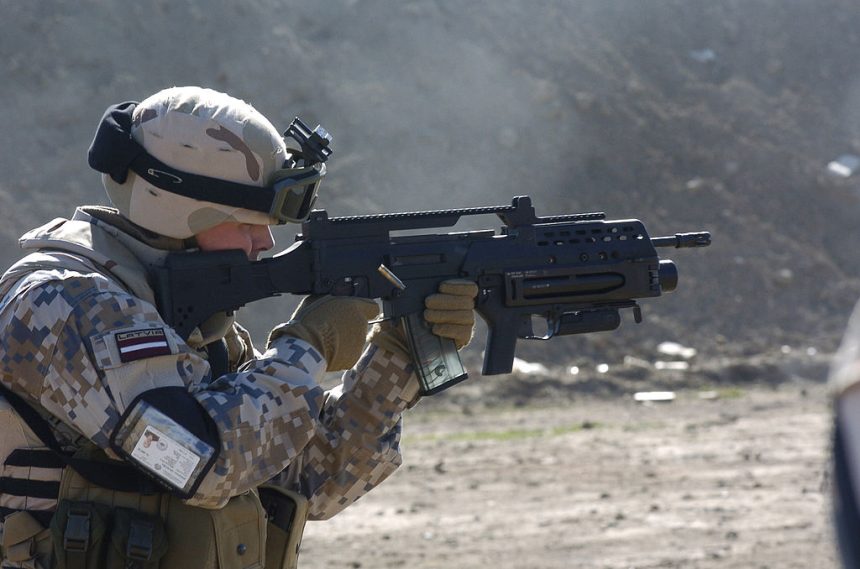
[402,313,468,395]
[482,326,518,375]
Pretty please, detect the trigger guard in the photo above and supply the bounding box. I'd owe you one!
[518,314,556,341]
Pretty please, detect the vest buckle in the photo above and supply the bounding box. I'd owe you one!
[63,510,91,552]
[126,519,155,561]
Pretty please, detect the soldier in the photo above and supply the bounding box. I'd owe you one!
[0,86,478,568]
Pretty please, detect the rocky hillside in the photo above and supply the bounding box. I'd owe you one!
[3,0,860,371]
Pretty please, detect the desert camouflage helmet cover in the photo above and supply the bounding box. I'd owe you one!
[102,86,289,239]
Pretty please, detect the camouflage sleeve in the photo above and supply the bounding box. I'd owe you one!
[266,343,420,520]
[0,270,330,509]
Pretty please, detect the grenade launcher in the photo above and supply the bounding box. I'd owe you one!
[152,196,710,394]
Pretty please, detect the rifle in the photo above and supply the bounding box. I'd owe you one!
[152,196,710,394]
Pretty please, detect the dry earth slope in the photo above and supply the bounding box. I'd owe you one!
[2,0,860,365]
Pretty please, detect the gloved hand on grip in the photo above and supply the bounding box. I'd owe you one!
[269,296,380,371]
[424,279,479,349]
[369,279,479,359]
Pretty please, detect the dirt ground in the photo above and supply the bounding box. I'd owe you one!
[299,382,838,569]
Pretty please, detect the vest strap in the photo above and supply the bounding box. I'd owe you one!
[0,383,160,494]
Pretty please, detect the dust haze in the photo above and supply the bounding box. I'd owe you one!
[2,1,857,566]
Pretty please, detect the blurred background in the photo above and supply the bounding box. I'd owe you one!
[4,0,860,381]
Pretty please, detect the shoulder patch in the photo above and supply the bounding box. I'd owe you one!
[91,325,180,370]
[116,328,171,362]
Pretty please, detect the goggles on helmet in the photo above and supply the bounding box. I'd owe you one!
[88,102,332,224]
[268,162,325,223]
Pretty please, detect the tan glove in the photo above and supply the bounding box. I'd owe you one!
[269,296,380,371]
[369,279,479,358]
[424,279,479,349]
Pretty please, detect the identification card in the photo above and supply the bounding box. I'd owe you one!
[130,423,201,489]
[112,401,215,495]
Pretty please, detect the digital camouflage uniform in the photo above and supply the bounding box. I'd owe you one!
[0,206,420,566]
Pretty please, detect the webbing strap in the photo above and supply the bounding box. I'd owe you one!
[0,477,60,499]
[6,448,66,469]
[205,338,229,380]
[0,383,160,494]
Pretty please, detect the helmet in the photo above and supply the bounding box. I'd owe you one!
[88,86,326,239]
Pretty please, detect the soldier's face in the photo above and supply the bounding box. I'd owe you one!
[195,222,275,260]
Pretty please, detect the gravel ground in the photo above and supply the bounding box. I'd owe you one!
[300,382,838,568]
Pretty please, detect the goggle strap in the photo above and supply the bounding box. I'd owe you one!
[88,102,321,223]
[128,152,277,214]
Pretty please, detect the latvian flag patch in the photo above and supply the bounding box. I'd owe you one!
[115,328,172,362]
